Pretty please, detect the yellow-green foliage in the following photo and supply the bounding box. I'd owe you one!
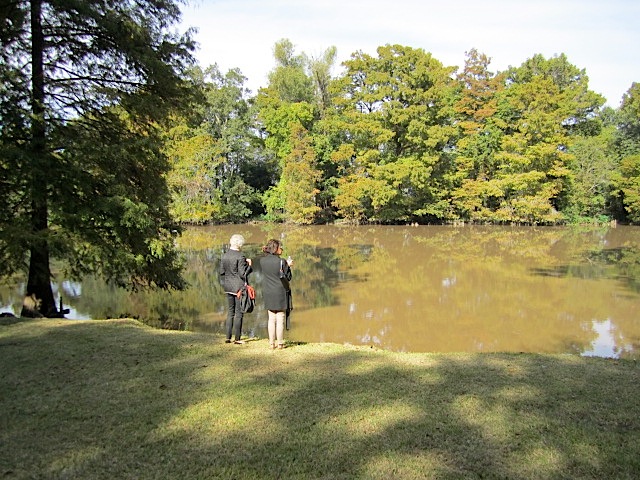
[165,126,220,223]
[617,155,640,222]
[282,125,322,224]
[162,44,634,225]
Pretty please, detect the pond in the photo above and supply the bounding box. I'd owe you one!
[2,224,640,358]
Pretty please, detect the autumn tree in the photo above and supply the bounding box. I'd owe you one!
[330,44,457,223]
[450,49,504,221]
[611,83,640,222]
[0,0,195,316]
[482,54,605,223]
[281,124,322,224]
[257,39,321,222]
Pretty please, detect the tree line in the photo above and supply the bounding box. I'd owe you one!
[1,1,638,316]
[168,40,640,227]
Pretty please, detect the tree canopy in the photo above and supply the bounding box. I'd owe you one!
[0,0,196,316]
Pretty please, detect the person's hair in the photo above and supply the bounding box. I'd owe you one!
[262,238,281,255]
[229,234,245,250]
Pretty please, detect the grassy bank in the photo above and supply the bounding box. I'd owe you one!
[1,318,639,479]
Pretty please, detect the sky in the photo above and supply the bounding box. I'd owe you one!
[179,0,640,107]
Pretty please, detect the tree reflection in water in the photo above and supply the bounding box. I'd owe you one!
[2,225,639,358]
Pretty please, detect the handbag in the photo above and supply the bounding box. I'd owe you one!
[237,283,255,313]
[280,258,293,329]
[279,258,291,289]
[285,290,293,330]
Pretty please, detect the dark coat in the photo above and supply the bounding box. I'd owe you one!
[219,249,252,295]
[259,254,292,311]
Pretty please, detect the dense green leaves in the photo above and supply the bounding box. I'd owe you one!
[327,45,458,222]
[610,83,640,221]
[166,40,637,226]
[0,0,195,315]
[165,65,262,224]
[449,53,606,224]
[615,155,640,222]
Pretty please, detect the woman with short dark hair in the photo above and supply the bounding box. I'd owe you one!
[260,239,292,349]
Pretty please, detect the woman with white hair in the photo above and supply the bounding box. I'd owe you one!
[219,234,252,344]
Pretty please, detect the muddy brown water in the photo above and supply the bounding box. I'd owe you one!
[2,224,639,358]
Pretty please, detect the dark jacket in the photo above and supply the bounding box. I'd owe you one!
[259,254,292,311]
[219,249,252,295]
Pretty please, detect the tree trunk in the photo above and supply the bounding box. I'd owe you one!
[22,0,59,318]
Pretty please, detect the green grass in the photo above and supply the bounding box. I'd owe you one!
[1,317,639,479]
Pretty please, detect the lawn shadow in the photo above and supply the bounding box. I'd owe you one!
[222,349,640,479]
[2,320,638,479]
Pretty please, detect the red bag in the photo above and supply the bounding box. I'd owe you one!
[237,283,255,313]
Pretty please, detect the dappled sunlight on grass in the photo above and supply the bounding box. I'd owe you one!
[342,403,423,438]
[515,446,565,478]
[496,384,544,402]
[154,397,271,444]
[452,394,517,443]
[2,318,639,479]
[361,451,445,479]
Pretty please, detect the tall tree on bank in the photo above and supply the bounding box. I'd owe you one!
[451,49,504,221]
[258,39,318,221]
[330,44,457,222]
[0,0,196,316]
[166,65,264,224]
[451,53,605,224]
[282,124,322,224]
[611,83,640,222]
[493,54,605,224]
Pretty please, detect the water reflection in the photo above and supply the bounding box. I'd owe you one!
[1,225,639,358]
[582,319,634,358]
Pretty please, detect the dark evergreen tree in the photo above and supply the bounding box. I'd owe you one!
[0,0,196,316]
